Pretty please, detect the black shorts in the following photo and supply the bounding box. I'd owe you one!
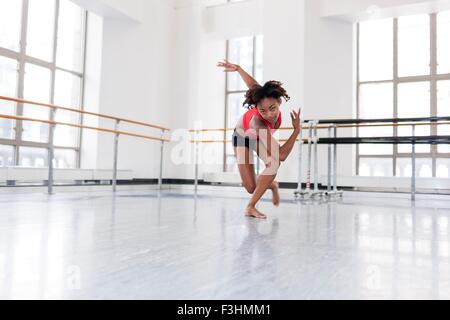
[232,129,257,151]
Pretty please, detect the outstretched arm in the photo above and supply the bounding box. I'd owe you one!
[258,108,302,162]
[217,59,259,89]
[279,109,301,161]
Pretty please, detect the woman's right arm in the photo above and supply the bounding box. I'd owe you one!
[236,66,259,88]
[217,59,259,89]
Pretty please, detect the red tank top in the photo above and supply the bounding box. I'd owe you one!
[242,108,282,140]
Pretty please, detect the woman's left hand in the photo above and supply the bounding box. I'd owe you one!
[290,108,301,132]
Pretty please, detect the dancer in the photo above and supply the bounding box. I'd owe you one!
[217,59,301,219]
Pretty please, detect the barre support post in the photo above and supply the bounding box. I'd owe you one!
[327,126,332,192]
[333,124,338,193]
[306,121,313,193]
[297,126,303,193]
[194,134,199,194]
[411,125,416,201]
[313,121,319,193]
[47,108,56,195]
[159,130,165,191]
[112,120,120,192]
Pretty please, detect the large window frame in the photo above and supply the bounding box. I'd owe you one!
[356,13,450,178]
[0,0,88,168]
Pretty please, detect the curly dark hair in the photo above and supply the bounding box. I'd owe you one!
[242,80,290,109]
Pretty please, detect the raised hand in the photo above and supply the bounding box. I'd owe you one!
[290,108,301,131]
[216,59,240,72]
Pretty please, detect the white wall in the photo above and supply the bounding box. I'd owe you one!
[204,0,264,39]
[77,0,175,179]
[261,0,306,182]
[165,1,228,180]
[304,0,355,179]
[70,0,145,22]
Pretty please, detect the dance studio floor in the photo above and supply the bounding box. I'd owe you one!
[1,187,450,300]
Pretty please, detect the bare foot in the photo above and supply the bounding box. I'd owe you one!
[245,206,267,219]
[270,181,280,207]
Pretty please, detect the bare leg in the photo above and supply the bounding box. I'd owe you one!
[270,180,280,206]
[234,146,256,194]
[245,174,277,219]
[245,142,280,219]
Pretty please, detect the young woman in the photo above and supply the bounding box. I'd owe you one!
[217,59,301,219]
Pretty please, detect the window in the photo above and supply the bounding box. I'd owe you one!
[22,63,52,143]
[0,56,18,140]
[224,35,264,172]
[0,145,15,167]
[357,12,450,178]
[26,0,57,62]
[397,14,430,77]
[0,0,87,169]
[437,80,450,154]
[437,11,450,74]
[0,0,22,52]
[18,147,48,168]
[56,0,85,72]
[359,18,393,82]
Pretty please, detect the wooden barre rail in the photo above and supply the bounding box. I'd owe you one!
[0,114,170,143]
[0,96,170,132]
[189,121,450,134]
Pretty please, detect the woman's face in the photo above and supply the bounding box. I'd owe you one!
[257,98,280,124]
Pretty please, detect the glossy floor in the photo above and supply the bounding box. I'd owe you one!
[0,188,449,300]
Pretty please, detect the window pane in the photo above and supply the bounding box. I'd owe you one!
[53,114,79,148]
[22,64,51,143]
[54,70,81,107]
[19,147,48,167]
[359,145,393,156]
[227,37,254,91]
[0,56,18,97]
[0,0,22,51]
[437,11,450,74]
[227,92,246,128]
[437,80,450,117]
[0,56,18,139]
[255,35,264,84]
[0,107,16,140]
[396,158,433,178]
[397,82,430,153]
[359,127,394,155]
[437,80,450,153]
[359,158,393,177]
[56,0,84,72]
[54,149,76,169]
[26,0,56,62]
[359,83,394,119]
[225,154,237,173]
[438,124,450,153]
[359,18,393,81]
[0,145,15,167]
[398,15,430,77]
[226,93,249,168]
[54,71,81,147]
[437,159,450,178]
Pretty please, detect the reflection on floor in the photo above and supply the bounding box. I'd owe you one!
[0,189,449,300]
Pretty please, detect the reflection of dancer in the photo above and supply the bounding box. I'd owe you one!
[217,59,301,219]
[230,219,280,298]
